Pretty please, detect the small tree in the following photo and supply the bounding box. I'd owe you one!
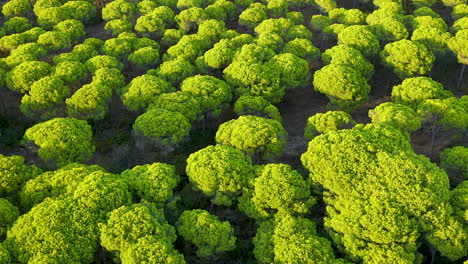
[380,39,435,79]
[215,115,288,161]
[53,19,86,43]
[66,83,113,120]
[2,0,32,17]
[175,7,208,32]
[368,102,421,133]
[128,47,160,69]
[281,38,321,63]
[180,75,232,117]
[20,76,71,120]
[304,111,356,140]
[120,236,186,264]
[186,145,254,206]
[5,60,52,93]
[52,60,88,84]
[313,64,370,111]
[2,17,32,34]
[154,58,196,86]
[99,203,177,253]
[337,25,380,57]
[62,1,97,23]
[85,55,123,72]
[101,0,136,21]
[440,146,468,184]
[0,154,42,197]
[149,91,203,122]
[23,117,95,167]
[322,44,374,79]
[176,209,236,258]
[238,3,268,29]
[238,164,316,219]
[448,30,468,89]
[120,163,180,203]
[391,76,453,109]
[270,53,311,90]
[234,95,282,121]
[133,108,191,150]
[121,74,175,112]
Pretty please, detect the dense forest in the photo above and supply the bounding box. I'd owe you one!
[0,0,467,262]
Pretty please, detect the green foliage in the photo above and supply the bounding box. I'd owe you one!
[73,171,132,216]
[154,58,196,85]
[53,19,86,43]
[204,34,255,69]
[452,4,468,20]
[186,145,254,206]
[3,43,47,68]
[92,67,125,90]
[176,209,236,257]
[286,11,305,24]
[180,75,232,116]
[267,0,288,17]
[20,76,71,119]
[310,15,332,31]
[36,7,72,29]
[0,154,42,197]
[368,102,422,133]
[5,61,52,93]
[369,18,409,43]
[448,29,468,65]
[101,38,133,58]
[215,115,288,161]
[380,39,435,79]
[133,108,191,146]
[128,47,160,69]
[102,0,136,21]
[5,197,99,264]
[161,29,185,47]
[322,44,374,79]
[0,198,20,239]
[3,17,32,34]
[121,163,179,203]
[314,0,337,12]
[391,77,453,109]
[62,1,96,23]
[253,214,342,264]
[411,15,448,31]
[53,61,88,84]
[66,83,113,120]
[234,95,282,121]
[413,6,440,17]
[300,123,457,262]
[120,236,186,264]
[19,163,104,209]
[282,38,320,62]
[197,19,226,42]
[239,164,316,219]
[451,17,468,33]
[2,0,32,17]
[121,74,175,112]
[149,91,202,121]
[270,53,311,89]
[175,7,208,32]
[304,111,356,140]
[418,97,468,131]
[85,55,123,72]
[23,118,95,167]
[440,146,468,182]
[135,14,165,37]
[313,64,370,111]
[165,34,211,62]
[99,202,176,253]
[337,25,380,57]
[105,19,133,36]
[37,31,71,51]
[0,243,10,264]
[239,3,268,29]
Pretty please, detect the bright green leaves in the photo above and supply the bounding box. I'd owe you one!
[253,214,342,264]
[238,164,316,219]
[313,64,371,111]
[0,198,20,239]
[391,77,453,109]
[23,118,95,167]
[216,115,287,161]
[304,110,356,140]
[368,102,421,133]
[99,202,177,253]
[440,146,468,183]
[176,209,236,258]
[337,25,380,57]
[5,60,51,93]
[380,39,435,79]
[122,74,175,112]
[121,162,180,204]
[133,108,191,147]
[234,95,282,121]
[186,145,254,206]
[0,154,42,197]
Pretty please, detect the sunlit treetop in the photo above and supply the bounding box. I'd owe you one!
[391,77,453,109]
[368,102,422,133]
[304,110,357,140]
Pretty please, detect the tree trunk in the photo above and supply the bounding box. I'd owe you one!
[457,63,465,90]
[430,117,439,159]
